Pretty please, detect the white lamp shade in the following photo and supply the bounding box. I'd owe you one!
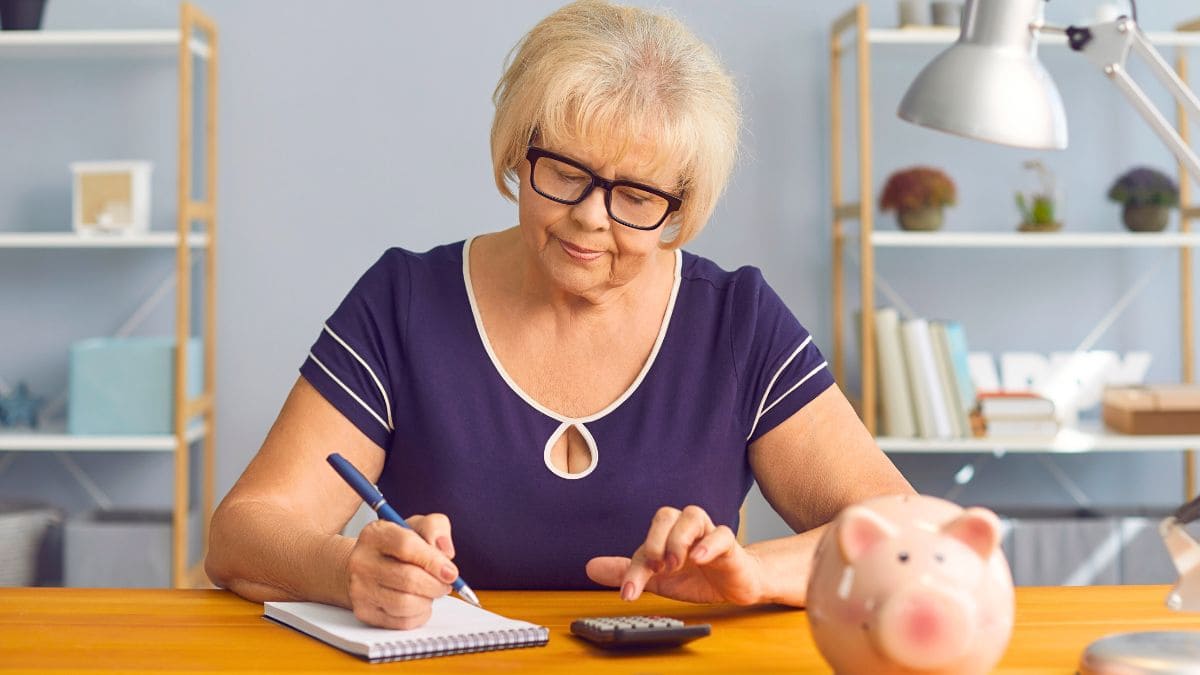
[897,0,1068,150]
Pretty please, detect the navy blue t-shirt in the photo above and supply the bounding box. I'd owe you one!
[300,238,834,589]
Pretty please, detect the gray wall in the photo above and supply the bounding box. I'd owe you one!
[2,0,1199,549]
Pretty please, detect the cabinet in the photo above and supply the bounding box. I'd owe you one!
[0,4,218,588]
[828,4,1200,497]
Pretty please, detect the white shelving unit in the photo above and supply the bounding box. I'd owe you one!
[0,29,210,58]
[879,423,1200,454]
[0,424,207,453]
[870,231,1200,249]
[0,5,219,588]
[829,6,1200,484]
[0,232,209,248]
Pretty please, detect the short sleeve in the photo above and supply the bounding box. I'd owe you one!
[731,267,835,445]
[299,249,409,450]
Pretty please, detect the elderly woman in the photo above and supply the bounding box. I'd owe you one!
[206,0,912,629]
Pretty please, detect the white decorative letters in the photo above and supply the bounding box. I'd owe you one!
[968,351,1152,421]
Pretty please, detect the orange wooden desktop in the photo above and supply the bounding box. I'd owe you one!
[2,586,1199,672]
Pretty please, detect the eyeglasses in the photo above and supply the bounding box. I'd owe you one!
[525,146,683,231]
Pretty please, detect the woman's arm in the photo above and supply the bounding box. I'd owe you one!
[205,377,459,627]
[745,383,915,605]
[205,377,369,604]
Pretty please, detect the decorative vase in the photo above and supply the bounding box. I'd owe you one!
[1122,204,1170,232]
[1018,220,1062,233]
[0,0,47,30]
[897,205,943,231]
[931,1,962,27]
[897,0,929,27]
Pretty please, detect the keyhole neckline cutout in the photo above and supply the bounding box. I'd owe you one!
[544,422,599,479]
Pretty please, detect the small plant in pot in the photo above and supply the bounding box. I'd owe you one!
[880,166,956,231]
[1107,166,1178,232]
[0,0,48,30]
[1015,160,1062,232]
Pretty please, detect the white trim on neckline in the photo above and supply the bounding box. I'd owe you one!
[461,236,682,424]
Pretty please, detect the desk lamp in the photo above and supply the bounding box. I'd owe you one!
[898,0,1200,670]
[898,0,1200,179]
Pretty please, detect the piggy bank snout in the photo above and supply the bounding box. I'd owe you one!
[874,584,976,671]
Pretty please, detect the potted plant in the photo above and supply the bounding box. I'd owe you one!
[879,166,956,231]
[0,0,48,30]
[1107,166,1179,232]
[1015,160,1061,232]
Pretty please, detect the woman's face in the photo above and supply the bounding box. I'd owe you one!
[516,137,680,302]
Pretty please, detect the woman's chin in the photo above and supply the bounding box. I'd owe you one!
[548,268,605,298]
[538,255,611,298]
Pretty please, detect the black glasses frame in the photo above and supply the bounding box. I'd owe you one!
[525,146,683,231]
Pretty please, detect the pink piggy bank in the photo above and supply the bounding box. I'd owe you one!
[806,494,1014,675]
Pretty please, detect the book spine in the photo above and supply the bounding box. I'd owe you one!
[943,321,977,414]
[979,397,1056,418]
[902,319,953,439]
[985,419,1059,437]
[875,308,917,438]
[932,321,970,438]
[900,319,934,438]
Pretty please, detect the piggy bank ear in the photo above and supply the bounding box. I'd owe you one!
[838,506,898,563]
[942,507,1002,559]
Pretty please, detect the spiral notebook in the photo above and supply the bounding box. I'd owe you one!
[264,597,549,662]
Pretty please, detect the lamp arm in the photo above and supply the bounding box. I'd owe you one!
[1128,30,1200,124]
[1107,61,1200,184]
[1067,17,1200,186]
[1126,27,1200,182]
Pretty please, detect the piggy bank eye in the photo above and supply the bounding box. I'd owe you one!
[897,552,910,563]
[935,553,945,563]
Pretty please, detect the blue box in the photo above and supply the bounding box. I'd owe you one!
[68,337,203,435]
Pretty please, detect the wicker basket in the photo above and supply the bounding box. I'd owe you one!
[0,502,62,586]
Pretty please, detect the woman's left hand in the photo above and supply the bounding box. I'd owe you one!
[585,505,770,605]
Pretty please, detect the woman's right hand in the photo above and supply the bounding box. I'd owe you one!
[345,513,459,629]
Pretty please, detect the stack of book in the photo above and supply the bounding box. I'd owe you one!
[973,392,1058,438]
[874,308,976,439]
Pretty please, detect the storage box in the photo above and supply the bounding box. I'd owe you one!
[70,160,153,235]
[1102,385,1200,435]
[999,511,1176,586]
[63,509,201,588]
[68,337,202,435]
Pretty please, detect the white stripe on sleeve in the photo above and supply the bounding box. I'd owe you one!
[307,352,393,433]
[323,323,394,430]
[746,337,825,442]
[761,361,829,417]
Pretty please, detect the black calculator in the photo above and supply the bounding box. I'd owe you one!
[570,615,711,648]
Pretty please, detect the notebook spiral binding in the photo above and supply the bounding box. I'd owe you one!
[374,627,550,662]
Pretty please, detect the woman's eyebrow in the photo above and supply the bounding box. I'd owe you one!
[549,147,674,188]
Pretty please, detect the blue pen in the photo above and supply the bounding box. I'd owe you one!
[326,453,481,607]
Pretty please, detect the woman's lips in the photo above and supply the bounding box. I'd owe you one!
[557,238,605,262]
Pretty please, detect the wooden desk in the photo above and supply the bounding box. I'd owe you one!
[2,586,1199,672]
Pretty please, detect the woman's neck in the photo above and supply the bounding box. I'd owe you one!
[480,228,673,327]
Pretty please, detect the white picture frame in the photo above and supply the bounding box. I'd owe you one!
[70,160,153,235]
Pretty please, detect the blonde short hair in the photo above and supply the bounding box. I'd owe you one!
[491,0,740,247]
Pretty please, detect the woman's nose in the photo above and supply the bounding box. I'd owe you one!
[571,187,612,231]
